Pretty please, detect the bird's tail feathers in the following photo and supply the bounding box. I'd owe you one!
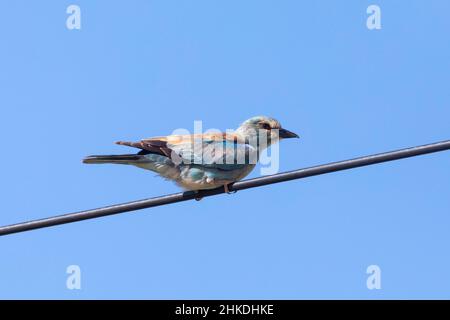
[82,154,144,165]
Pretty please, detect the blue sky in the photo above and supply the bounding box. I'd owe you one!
[0,0,449,299]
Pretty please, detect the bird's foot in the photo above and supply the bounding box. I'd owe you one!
[194,191,203,201]
[224,183,236,194]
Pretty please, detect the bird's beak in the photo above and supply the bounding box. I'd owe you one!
[279,128,299,139]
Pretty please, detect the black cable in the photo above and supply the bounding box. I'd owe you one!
[1,140,449,237]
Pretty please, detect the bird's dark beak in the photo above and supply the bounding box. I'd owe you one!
[279,128,299,139]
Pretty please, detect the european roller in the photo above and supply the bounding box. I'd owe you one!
[83,116,298,194]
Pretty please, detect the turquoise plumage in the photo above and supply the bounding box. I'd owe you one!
[83,116,298,192]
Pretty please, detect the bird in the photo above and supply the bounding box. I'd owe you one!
[83,116,299,195]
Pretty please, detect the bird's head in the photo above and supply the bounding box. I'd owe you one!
[236,116,299,147]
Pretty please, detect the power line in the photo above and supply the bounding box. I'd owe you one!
[1,140,449,237]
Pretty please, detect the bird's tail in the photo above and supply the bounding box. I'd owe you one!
[83,154,144,165]
[83,152,181,180]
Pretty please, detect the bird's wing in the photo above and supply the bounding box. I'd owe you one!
[116,133,256,170]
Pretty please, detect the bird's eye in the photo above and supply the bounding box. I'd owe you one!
[261,123,271,130]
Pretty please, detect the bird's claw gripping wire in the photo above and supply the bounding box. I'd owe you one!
[194,192,203,201]
[224,183,237,194]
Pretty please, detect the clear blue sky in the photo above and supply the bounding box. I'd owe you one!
[0,0,449,299]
